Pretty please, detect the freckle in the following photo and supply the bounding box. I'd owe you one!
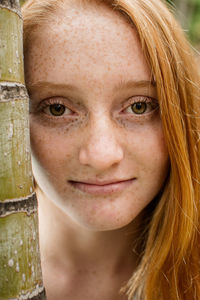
[63,127,69,133]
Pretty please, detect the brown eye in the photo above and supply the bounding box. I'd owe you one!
[49,104,66,116]
[131,102,147,114]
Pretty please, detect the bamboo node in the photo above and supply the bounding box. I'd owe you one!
[0,193,37,217]
[0,0,22,18]
[0,83,28,102]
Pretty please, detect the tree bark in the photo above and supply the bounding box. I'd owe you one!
[0,1,46,299]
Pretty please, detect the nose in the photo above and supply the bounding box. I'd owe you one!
[79,116,124,171]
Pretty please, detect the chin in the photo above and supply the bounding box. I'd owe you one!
[64,208,140,232]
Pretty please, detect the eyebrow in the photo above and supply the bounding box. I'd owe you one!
[114,79,156,91]
[27,79,156,94]
[27,81,78,94]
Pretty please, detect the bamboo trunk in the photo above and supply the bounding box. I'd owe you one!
[0,1,46,299]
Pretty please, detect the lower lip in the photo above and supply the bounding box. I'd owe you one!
[69,179,135,195]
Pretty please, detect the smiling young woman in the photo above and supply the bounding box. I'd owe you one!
[22,0,200,299]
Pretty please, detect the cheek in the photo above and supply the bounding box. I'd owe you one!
[30,121,75,174]
[147,126,168,169]
[133,119,168,160]
[142,129,169,192]
[126,121,169,183]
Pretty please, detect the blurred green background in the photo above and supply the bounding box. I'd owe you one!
[166,0,200,48]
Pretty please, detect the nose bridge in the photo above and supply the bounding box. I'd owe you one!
[79,112,123,169]
[90,113,114,146]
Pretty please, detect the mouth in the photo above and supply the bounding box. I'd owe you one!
[68,178,136,195]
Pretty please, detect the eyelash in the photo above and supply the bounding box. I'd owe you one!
[39,96,158,118]
[40,98,75,117]
[122,96,158,115]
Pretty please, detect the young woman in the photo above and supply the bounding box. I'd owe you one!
[22,0,200,299]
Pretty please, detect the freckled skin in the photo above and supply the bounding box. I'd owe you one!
[25,2,169,300]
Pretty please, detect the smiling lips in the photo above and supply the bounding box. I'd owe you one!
[69,178,136,195]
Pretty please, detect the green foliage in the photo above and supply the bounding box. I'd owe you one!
[189,2,200,44]
[166,0,200,45]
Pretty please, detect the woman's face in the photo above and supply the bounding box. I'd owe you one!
[26,3,169,230]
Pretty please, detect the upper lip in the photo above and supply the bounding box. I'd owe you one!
[69,178,135,186]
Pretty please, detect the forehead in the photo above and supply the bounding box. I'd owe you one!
[25,2,151,90]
